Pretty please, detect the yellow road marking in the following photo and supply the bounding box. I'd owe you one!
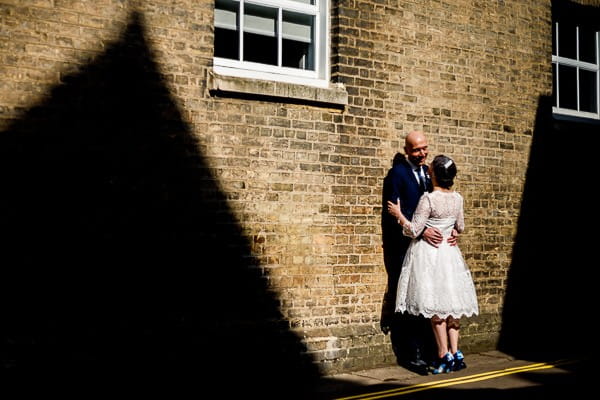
[334,359,577,400]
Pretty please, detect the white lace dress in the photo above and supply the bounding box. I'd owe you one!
[395,190,479,319]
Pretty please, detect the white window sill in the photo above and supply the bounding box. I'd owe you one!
[553,107,600,123]
[207,70,348,107]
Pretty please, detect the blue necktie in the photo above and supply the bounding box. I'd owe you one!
[416,167,426,192]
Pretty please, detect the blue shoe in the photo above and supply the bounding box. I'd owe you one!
[453,350,466,371]
[432,352,454,374]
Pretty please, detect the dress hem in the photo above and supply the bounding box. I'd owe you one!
[395,307,479,319]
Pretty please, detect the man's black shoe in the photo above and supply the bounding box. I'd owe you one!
[381,324,391,335]
[398,358,429,376]
[380,315,393,335]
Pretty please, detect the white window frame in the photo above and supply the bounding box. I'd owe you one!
[552,22,600,120]
[214,0,330,88]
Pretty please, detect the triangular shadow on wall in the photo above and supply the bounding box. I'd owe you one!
[0,11,318,396]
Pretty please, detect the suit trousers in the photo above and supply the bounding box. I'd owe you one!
[381,239,435,366]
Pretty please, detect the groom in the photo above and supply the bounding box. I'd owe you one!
[380,131,448,374]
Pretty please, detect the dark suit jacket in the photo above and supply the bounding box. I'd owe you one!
[380,154,435,363]
[381,155,432,251]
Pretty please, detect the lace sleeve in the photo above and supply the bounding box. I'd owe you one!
[455,193,465,233]
[402,194,431,238]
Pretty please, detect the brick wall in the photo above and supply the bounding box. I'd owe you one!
[0,0,576,377]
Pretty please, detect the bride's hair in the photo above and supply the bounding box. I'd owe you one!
[431,155,457,189]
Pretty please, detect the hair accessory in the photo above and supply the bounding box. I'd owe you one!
[443,159,453,169]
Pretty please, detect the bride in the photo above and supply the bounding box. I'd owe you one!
[387,154,478,375]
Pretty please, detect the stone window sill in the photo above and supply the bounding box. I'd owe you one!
[207,71,348,108]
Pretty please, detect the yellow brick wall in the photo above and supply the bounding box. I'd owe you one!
[0,0,574,376]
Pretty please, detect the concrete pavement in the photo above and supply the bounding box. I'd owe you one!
[310,350,586,399]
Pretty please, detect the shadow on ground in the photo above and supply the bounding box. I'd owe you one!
[310,358,590,399]
[0,11,318,397]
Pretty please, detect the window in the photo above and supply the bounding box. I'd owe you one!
[214,0,329,88]
[552,21,600,120]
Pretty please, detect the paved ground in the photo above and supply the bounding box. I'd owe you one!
[309,350,587,399]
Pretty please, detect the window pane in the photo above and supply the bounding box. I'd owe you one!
[552,23,557,56]
[243,3,277,66]
[282,11,314,70]
[244,3,276,38]
[579,26,597,63]
[552,63,557,107]
[215,0,237,30]
[558,64,577,110]
[579,69,597,113]
[244,32,278,66]
[290,0,315,4]
[558,22,577,59]
[215,28,240,60]
[215,0,239,60]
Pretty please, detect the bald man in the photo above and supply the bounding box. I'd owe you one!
[380,131,445,374]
